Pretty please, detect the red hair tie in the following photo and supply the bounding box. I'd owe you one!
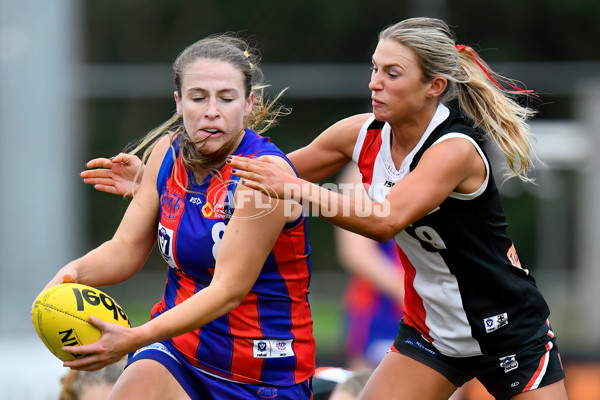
[455,44,537,96]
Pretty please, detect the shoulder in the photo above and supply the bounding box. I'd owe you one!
[146,134,176,177]
[318,113,373,151]
[154,134,174,156]
[255,154,295,175]
[331,113,373,132]
[240,130,282,154]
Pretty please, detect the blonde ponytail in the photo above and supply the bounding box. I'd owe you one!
[379,17,538,182]
[455,46,537,181]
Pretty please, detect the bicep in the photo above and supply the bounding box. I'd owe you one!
[288,114,369,182]
[111,136,169,252]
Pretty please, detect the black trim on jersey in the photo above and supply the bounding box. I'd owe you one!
[371,107,551,356]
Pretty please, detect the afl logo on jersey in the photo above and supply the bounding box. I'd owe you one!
[158,227,171,260]
[157,224,179,271]
[160,191,184,221]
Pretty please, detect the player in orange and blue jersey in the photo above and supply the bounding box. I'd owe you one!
[133,132,315,391]
[42,34,314,400]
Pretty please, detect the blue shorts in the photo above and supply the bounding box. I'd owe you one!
[391,319,565,400]
[127,342,313,400]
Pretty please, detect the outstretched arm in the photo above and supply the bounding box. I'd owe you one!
[79,113,368,198]
[81,153,144,197]
[43,141,167,291]
[229,137,486,242]
[287,114,369,182]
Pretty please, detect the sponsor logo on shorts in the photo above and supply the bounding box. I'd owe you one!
[484,312,508,333]
[253,339,294,358]
[257,387,278,399]
[499,354,519,373]
[134,342,182,365]
[402,337,439,358]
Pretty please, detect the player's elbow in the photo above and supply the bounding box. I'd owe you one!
[226,293,245,310]
[367,220,400,242]
[218,284,248,313]
[369,230,395,243]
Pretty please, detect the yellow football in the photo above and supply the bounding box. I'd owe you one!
[32,283,131,361]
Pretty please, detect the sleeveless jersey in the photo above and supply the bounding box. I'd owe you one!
[352,104,550,357]
[152,129,315,385]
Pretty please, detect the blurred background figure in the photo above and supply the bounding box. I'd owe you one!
[59,358,126,400]
[311,366,373,400]
[335,164,404,370]
[329,368,374,400]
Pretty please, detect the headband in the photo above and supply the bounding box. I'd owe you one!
[456,44,536,96]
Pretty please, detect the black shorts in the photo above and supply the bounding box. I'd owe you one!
[391,319,565,400]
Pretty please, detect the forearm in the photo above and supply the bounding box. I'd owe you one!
[349,258,405,302]
[132,281,244,348]
[288,148,348,183]
[337,234,404,302]
[288,177,396,241]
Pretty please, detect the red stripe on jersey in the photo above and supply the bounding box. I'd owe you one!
[228,291,264,382]
[171,272,202,361]
[396,244,433,342]
[357,128,382,191]
[206,165,234,205]
[271,228,315,383]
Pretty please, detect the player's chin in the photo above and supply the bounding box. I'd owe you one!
[198,142,226,155]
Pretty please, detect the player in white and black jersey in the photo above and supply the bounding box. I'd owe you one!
[230,17,567,400]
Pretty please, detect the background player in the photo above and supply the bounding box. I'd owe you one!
[335,164,404,370]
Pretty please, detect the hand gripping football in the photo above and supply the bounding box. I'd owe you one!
[32,283,131,361]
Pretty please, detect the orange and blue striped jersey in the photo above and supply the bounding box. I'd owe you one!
[151,130,315,385]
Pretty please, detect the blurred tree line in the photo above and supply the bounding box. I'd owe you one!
[84,0,600,63]
[80,0,600,275]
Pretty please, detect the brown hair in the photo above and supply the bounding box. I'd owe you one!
[127,33,289,190]
[59,358,125,400]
